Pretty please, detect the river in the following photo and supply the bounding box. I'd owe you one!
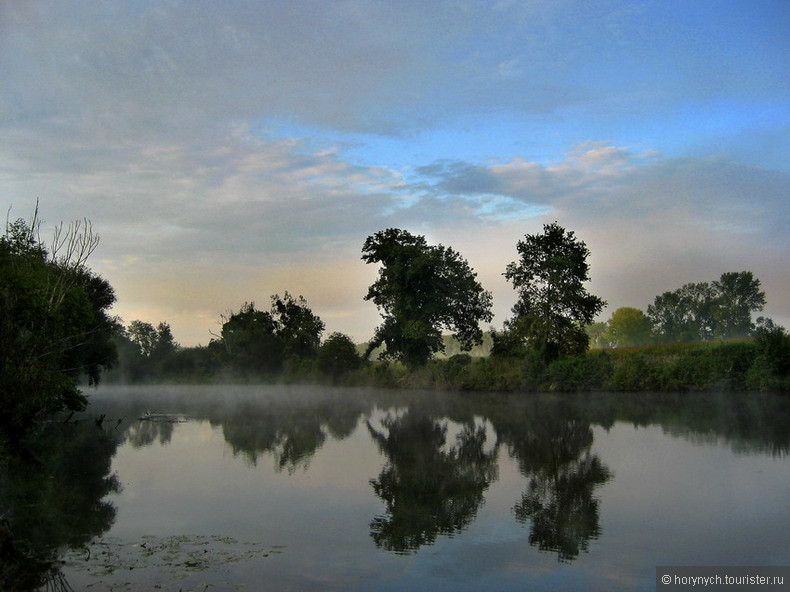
[3,385,788,591]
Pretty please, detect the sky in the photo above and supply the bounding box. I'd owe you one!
[1,0,788,347]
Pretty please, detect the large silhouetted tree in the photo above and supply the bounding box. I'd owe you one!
[499,222,605,363]
[362,228,493,368]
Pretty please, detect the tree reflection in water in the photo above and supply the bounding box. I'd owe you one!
[492,400,612,563]
[217,394,369,472]
[0,422,121,591]
[513,450,610,562]
[367,411,498,553]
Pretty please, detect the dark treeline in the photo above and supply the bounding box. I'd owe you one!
[105,223,789,393]
[2,212,789,449]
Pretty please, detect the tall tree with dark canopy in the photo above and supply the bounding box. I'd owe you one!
[501,222,605,363]
[362,228,493,368]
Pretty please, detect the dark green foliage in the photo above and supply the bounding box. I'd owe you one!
[544,352,613,392]
[0,213,117,445]
[362,228,493,369]
[490,326,530,358]
[317,332,361,379]
[159,345,222,382]
[713,272,766,338]
[217,294,324,378]
[113,320,180,381]
[749,320,790,390]
[220,302,284,375]
[502,222,606,364]
[272,293,325,360]
[606,342,761,391]
[359,338,787,393]
[647,271,766,343]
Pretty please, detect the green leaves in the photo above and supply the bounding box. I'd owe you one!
[647,271,766,343]
[362,229,493,368]
[502,222,606,363]
[1,212,117,443]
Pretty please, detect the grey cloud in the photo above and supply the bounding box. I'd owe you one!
[415,161,504,196]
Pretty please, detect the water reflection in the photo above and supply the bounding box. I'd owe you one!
[367,411,498,553]
[0,423,121,591]
[490,400,612,562]
[216,394,369,471]
[2,387,788,590]
[125,418,176,448]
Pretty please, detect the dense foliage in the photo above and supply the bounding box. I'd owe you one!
[495,222,606,363]
[362,228,493,368]
[0,214,117,445]
[647,271,765,343]
[4,215,772,395]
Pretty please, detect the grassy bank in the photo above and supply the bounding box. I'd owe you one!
[346,339,788,393]
[103,330,788,393]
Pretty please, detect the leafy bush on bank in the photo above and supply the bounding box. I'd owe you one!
[105,332,788,393]
[349,337,787,393]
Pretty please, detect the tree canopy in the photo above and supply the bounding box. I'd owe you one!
[362,228,493,368]
[218,293,325,376]
[647,271,765,343]
[498,222,605,363]
[601,307,653,348]
[0,211,117,445]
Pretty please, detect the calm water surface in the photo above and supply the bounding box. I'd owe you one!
[4,386,789,591]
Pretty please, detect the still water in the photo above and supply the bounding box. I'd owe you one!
[3,386,789,591]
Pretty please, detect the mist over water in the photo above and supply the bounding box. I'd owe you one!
[4,386,788,591]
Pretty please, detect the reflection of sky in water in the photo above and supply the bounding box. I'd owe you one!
[60,387,790,591]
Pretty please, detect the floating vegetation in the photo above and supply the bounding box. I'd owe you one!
[61,534,285,590]
[137,412,189,423]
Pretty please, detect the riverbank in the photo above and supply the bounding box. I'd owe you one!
[343,339,788,393]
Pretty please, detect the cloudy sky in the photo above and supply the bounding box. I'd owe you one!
[2,0,788,346]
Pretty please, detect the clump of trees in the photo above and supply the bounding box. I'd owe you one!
[589,271,769,349]
[110,293,355,383]
[0,209,117,446]
[6,203,783,407]
[217,293,326,377]
[647,271,766,343]
[112,321,179,382]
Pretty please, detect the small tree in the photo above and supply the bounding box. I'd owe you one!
[362,229,493,369]
[220,302,283,375]
[271,292,325,361]
[603,307,653,348]
[502,222,606,363]
[123,320,179,379]
[317,332,361,379]
[712,271,765,339]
